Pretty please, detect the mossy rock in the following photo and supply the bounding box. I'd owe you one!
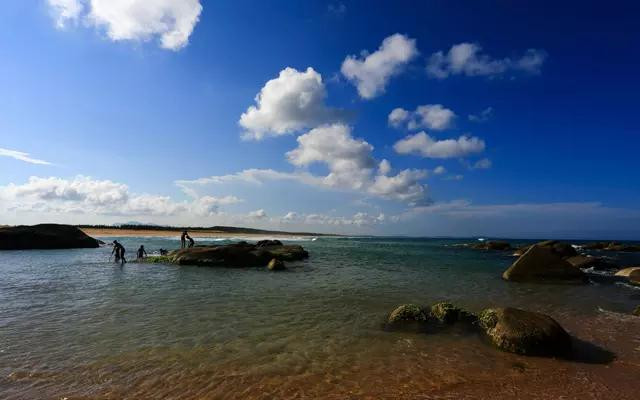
[140,255,174,264]
[478,307,571,356]
[386,304,429,332]
[430,302,476,324]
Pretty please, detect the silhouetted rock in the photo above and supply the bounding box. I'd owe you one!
[256,239,283,247]
[503,245,586,283]
[582,242,640,252]
[167,241,308,267]
[565,255,616,270]
[0,224,101,250]
[471,241,512,251]
[267,258,286,271]
[478,307,571,356]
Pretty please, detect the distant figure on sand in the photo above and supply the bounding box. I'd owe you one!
[187,234,195,248]
[181,231,188,248]
[112,240,126,264]
[137,245,147,260]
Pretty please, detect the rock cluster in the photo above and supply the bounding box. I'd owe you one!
[503,244,587,283]
[0,224,101,250]
[582,242,640,252]
[470,241,512,251]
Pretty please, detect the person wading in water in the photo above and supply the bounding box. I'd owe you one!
[187,234,195,248]
[137,245,147,260]
[181,231,188,249]
[112,240,126,265]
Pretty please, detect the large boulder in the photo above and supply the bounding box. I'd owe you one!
[256,239,283,247]
[386,304,429,331]
[478,307,571,356]
[0,224,101,250]
[614,266,640,277]
[430,302,476,324]
[471,241,512,251]
[503,244,586,283]
[629,270,640,286]
[513,240,577,258]
[169,242,308,267]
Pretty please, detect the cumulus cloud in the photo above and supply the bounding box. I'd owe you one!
[247,209,267,219]
[239,67,349,140]
[0,147,52,165]
[433,166,446,175]
[0,176,240,217]
[180,124,430,205]
[472,158,492,169]
[468,107,493,122]
[394,131,485,159]
[427,43,546,79]
[280,211,385,227]
[388,104,456,131]
[341,33,418,99]
[47,0,203,50]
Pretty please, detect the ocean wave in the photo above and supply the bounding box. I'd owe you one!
[615,281,640,291]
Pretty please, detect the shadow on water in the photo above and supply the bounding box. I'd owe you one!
[566,337,616,364]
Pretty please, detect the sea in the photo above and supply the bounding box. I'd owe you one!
[1,236,639,399]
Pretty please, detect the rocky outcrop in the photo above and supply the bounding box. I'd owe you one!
[166,241,308,267]
[614,266,640,277]
[503,245,587,283]
[478,307,571,356]
[514,240,577,259]
[267,258,286,271]
[630,270,640,286]
[582,242,640,252]
[471,241,512,251]
[0,224,101,250]
[256,239,283,247]
[565,255,616,270]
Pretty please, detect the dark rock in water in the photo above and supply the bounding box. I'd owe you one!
[565,255,617,270]
[386,304,429,331]
[267,258,286,271]
[503,245,586,283]
[629,270,640,286]
[582,241,640,252]
[633,306,640,316]
[168,241,308,267]
[471,241,512,251]
[0,224,101,250]
[514,240,577,259]
[430,302,477,324]
[478,307,571,356]
[256,239,283,247]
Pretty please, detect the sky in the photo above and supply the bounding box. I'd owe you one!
[0,0,639,239]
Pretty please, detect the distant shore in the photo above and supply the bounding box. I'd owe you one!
[80,227,321,239]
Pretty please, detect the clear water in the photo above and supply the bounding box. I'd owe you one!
[1,236,639,399]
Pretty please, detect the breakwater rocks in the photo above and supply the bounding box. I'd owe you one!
[385,303,600,359]
[143,241,308,268]
[0,224,101,250]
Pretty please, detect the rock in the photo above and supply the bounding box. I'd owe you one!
[0,224,101,250]
[256,239,283,247]
[583,241,640,252]
[629,270,640,286]
[513,240,577,259]
[386,304,429,330]
[478,307,571,356]
[267,258,286,271]
[633,306,640,316]
[471,241,512,251]
[565,255,616,270]
[168,241,308,267]
[614,266,640,277]
[430,302,476,324]
[503,245,587,283]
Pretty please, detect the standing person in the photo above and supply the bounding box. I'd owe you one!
[112,240,126,264]
[181,230,188,248]
[187,234,195,248]
[137,245,147,260]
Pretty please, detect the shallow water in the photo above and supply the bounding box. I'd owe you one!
[1,237,639,399]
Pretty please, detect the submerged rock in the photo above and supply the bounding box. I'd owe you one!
[386,304,429,330]
[168,241,308,267]
[478,307,571,356]
[0,224,101,250]
[503,245,587,283]
[267,258,286,271]
[471,241,512,251]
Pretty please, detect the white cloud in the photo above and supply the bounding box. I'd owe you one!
[433,166,446,175]
[341,33,418,99]
[394,131,485,159]
[472,158,492,169]
[468,107,493,122]
[427,43,546,79]
[248,209,267,219]
[179,124,430,205]
[389,104,456,131]
[47,0,203,50]
[280,211,385,227]
[0,147,52,165]
[0,176,240,217]
[239,67,349,140]
[47,0,84,28]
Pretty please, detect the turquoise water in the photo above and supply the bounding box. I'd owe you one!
[1,236,640,399]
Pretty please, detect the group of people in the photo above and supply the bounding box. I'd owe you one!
[111,232,194,265]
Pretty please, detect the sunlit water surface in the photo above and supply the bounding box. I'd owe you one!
[1,237,639,399]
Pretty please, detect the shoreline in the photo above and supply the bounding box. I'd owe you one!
[80,227,318,239]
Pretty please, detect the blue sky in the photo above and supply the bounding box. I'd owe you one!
[1,1,639,238]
